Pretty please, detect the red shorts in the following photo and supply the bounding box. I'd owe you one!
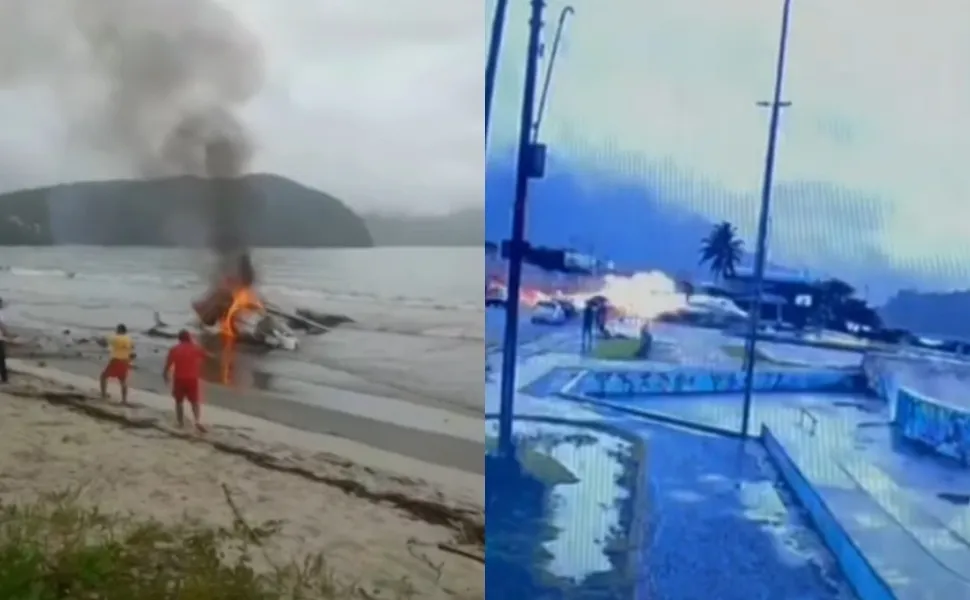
[172,378,202,404]
[101,358,130,382]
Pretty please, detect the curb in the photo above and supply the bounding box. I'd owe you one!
[760,425,894,600]
[557,391,744,439]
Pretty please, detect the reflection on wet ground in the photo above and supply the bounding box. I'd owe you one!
[484,415,852,599]
[628,420,849,599]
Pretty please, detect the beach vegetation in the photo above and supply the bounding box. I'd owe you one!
[0,489,416,599]
[591,338,643,361]
[485,437,579,486]
[720,344,788,366]
[699,221,744,282]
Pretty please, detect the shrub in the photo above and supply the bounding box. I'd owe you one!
[0,490,392,599]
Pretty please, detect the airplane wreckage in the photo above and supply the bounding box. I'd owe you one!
[147,275,353,351]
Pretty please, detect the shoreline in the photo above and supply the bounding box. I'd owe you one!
[7,319,485,475]
[8,358,484,517]
[0,365,483,597]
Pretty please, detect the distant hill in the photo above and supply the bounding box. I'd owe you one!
[880,290,970,339]
[485,159,922,301]
[486,161,717,274]
[365,208,482,247]
[0,174,373,248]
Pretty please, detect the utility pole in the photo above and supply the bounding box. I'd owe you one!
[739,0,795,439]
[497,0,548,458]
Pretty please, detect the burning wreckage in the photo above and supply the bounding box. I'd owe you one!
[176,255,300,350]
[192,284,299,350]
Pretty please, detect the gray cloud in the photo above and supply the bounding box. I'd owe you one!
[0,0,481,215]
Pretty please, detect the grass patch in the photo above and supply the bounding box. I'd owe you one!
[591,338,643,361]
[0,489,416,599]
[721,344,793,366]
[485,438,579,486]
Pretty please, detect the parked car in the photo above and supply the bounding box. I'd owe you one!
[485,282,507,307]
[531,300,568,325]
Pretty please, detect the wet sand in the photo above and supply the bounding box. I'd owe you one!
[33,350,485,475]
[0,372,483,598]
[8,320,484,475]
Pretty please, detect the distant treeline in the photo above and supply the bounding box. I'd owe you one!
[0,174,373,247]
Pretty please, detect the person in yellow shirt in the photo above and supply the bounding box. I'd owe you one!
[100,323,134,404]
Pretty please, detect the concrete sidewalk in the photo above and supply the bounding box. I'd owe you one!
[486,346,854,599]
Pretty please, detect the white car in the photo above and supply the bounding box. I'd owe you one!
[485,282,507,307]
[531,300,567,325]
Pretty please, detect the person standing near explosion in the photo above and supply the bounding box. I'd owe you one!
[163,329,209,433]
[101,323,133,404]
[581,299,595,354]
[0,298,12,384]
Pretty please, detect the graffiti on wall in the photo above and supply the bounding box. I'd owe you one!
[580,368,858,398]
[896,388,970,466]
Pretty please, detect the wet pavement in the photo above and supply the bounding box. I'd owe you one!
[563,370,970,598]
[485,418,644,599]
[486,354,856,599]
[489,320,970,598]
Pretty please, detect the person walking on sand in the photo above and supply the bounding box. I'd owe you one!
[101,323,133,404]
[0,298,12,384]
[163,329,208,433]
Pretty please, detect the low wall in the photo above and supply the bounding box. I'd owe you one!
[576,367,862,398]
[894,386,970,466]
[725,327,871,353]
[760,426,894,600]
[860,353,897,405]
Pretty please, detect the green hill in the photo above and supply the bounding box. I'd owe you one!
[0,174,374,248]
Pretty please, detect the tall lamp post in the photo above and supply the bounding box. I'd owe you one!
[485,0,510,143]
[532,6,575,143]
[496,0,549,458]
[739,0,795,438]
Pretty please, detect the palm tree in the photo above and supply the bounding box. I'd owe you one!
[699,222,744,283]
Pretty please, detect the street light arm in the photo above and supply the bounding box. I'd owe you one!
[532,5,575,143]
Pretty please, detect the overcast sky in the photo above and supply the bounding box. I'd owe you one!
[488,0,970,286]
[0,0,482,215]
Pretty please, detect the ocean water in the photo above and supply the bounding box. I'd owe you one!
[0,246,481,336]
[0,246,485,408]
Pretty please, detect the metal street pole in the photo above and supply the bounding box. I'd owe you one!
[485,0,510,144]
[497,0,547,458]
[532,6,575,143]
[739,0,795,439]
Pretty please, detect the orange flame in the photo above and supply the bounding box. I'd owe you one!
[219,286,265,339]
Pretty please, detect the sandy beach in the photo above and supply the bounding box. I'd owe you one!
[7,316,486,474]
[0,366,484,598]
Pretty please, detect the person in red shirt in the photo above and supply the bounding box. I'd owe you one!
[163,329,208,433]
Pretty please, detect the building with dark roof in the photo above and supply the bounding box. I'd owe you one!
[706,268,825,327]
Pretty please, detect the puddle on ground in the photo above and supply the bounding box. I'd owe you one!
[485,418,642,598]
[938,492,970,506]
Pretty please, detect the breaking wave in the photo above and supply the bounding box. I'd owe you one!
[0,264,480,314]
